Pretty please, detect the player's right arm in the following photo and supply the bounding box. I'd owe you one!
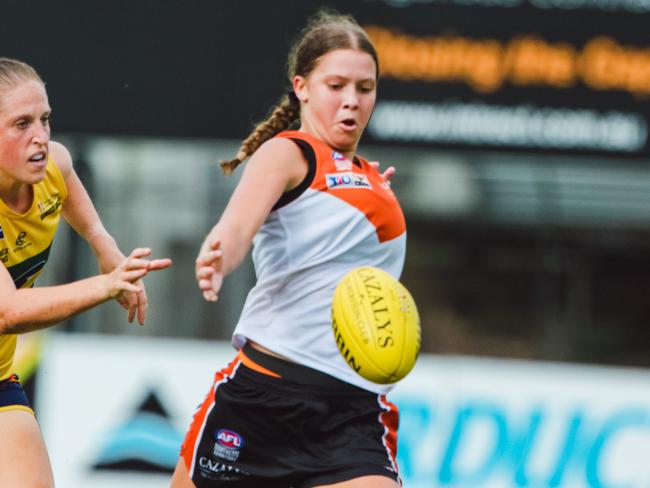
[195,138,307,301]
[0,247,170,335]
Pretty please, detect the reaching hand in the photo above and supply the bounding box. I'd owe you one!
[107,248,172,325]
[196,238,223,302]
[369,161,396,186]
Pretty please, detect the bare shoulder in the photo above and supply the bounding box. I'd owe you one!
[48,141,73,179]
[242,137,307,190]
[247,137,304,169]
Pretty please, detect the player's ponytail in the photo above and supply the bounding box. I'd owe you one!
[220,92,300,175]
[220,8,378,175]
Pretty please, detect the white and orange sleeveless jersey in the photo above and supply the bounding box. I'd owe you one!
[232,131,406,394]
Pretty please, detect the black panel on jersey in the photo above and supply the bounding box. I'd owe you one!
[272,138,317,211]
[7,244,51,289]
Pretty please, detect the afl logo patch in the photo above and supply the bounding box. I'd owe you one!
[213,429,244,462]
[0,225,4,239]
[215,429,243,449]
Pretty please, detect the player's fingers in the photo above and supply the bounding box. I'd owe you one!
[120,283,142,294]
[203,290,218,302]
[116,294,129,310]
[209,238,221,250]
[126,287,138,304]
[148,258,172,270]
[197,267,214,280]
[196,266,213,283]
[196,250,222,268]
[125,287,139,323]
[128,304,136,323]
[123,258,151,271]
[127,247,152,259]
[382,166,396,181]
[205,250,223,262]
[137,288,148,325]
[198,278,214,291]
[368,161,379,170]
[123,269,149,282]
[138,302,148,326]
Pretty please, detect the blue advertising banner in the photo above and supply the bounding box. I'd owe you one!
[35,335,650,488]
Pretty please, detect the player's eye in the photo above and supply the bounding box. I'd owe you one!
[358,83,375,93]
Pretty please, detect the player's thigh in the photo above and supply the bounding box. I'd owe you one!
[312,475,401,488]
[170,458,197,488]
[0,409,54,488]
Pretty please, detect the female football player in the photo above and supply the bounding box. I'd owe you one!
[0,57,171,488]
[173,10,403,488]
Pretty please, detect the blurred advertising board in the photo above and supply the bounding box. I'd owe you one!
[3,0,650,157]
[31,333,650,488]
[359,0,650,156]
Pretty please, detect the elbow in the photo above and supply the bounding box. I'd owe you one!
[0,287,27,334]
[0,305,20,335]
[0,314,13,335]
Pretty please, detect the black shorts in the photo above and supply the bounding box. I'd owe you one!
[0,374,33,414]
[180,344,400,487]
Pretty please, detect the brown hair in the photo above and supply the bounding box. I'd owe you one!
[220,9,379,174]
[0,58,44,110]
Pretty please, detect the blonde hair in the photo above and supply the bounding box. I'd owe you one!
[0,58,44,110]
[220,10,378,174]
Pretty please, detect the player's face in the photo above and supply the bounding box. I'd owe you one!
[294,49,377,157]
[0,79,51,187]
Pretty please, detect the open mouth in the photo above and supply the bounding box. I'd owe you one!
[339,118,358,131]
[28,151,47,165]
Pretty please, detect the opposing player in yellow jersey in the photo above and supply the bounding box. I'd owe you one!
[0,57,172,488]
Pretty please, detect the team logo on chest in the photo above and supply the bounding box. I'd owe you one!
[38,193,62,220]
[13,231,31,252]
[326,172,372,190]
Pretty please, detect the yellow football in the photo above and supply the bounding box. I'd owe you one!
[331,266,421,384]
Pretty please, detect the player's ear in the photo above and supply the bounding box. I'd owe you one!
[293,76,308,103]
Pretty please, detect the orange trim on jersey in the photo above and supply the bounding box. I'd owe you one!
[276,131,406,243]
[379,394,401,480]
[180,355,243,471]
[239,349,282,378]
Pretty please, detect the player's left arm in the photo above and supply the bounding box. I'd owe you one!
[52,141,148,324]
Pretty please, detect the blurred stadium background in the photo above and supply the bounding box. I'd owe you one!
[4,0,650,487]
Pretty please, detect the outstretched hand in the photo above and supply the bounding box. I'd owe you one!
[369,161,396,186]
[195,238,223,302]
[109,248,172,325]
